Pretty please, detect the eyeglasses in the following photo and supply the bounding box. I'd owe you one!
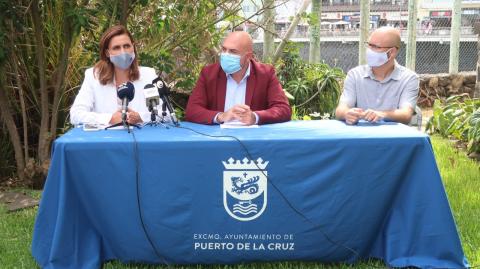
[364,42,396,50]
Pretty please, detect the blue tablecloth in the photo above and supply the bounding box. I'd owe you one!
[32,120,468,269]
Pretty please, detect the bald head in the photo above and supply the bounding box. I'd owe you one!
[369,27,401,48]
[223,31,253,54]
[220,31,255,76]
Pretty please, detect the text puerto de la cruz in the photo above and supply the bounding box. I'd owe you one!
[193,233,295,251]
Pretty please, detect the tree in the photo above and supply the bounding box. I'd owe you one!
[131,0,243,90]
[0,0,151,186]
[0,0,92,185]
[272,0,311,63]
[0,0,262,187]
[263,0,275,62]
[475,22,480,98]
[308,0,321,63]
[358,0,369,65]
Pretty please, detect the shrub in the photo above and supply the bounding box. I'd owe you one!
[276,42,345,118]
[426,94,480,154]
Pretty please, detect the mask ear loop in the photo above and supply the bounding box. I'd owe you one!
[243,51,255,67]
[386,47,395,61]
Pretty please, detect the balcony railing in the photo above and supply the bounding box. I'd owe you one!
[321,4,408,12]
[269,27,476,40]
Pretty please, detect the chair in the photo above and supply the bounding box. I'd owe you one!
[409,106,422,130]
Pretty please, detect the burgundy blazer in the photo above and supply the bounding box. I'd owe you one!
[185,60,291,125]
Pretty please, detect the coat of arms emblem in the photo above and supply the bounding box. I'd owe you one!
[223,157,268,221]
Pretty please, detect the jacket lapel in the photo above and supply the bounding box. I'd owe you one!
[245,62,256,106]
[216,67,227,111]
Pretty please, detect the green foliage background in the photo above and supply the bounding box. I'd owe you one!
[0,0,345,185]
[427,94,480,154]
[276,42,345,118]
[0,0,241,184]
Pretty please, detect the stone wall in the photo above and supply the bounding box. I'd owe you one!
[172,72,477,110]
[418,72,476,107]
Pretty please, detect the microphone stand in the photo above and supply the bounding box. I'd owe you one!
[144,101,157,126]
[161,102,168,123]
[153,76,179,127]
[144,101,169,129]
[105,121,141,133]
[107,82,140,132]
[160,94,179,127]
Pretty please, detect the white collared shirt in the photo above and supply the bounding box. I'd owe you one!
[224,65,250,112]
[215,64,259,124]
[70,66,162,125]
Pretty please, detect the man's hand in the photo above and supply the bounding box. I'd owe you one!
[218,104,256,125]
[345,108,364,125]
[363,109,385,123]
[217,109,236,123]
[233,105,256,125]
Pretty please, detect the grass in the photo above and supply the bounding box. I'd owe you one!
[102,261,385,269]
[0,135,478,269]
[0,190,40,268]
[430,136,480,266]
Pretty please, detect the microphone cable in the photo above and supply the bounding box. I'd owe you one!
[176,124,478,269]
[130,128,172,268]
[175,125,369,267]
[129,123,475,269]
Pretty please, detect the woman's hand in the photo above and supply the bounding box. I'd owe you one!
[126,109,142,124]
[109,109,142,125]
[109,111,123,124]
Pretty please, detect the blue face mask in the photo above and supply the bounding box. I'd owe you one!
[220,53,242,75]
[110,52,135,70]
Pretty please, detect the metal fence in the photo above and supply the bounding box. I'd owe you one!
[248,2,480,74]
[253,27,478,74]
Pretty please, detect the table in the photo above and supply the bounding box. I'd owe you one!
[32,120,469,269]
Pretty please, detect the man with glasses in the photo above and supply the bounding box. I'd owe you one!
[335,27,419,125]
[185,31,291,125]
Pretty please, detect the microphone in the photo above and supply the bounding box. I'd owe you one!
[153,77,179,126]
[143,83,159,121]
[117,81,135,122]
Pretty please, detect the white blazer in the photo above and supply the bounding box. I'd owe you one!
[70,66,168,125]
